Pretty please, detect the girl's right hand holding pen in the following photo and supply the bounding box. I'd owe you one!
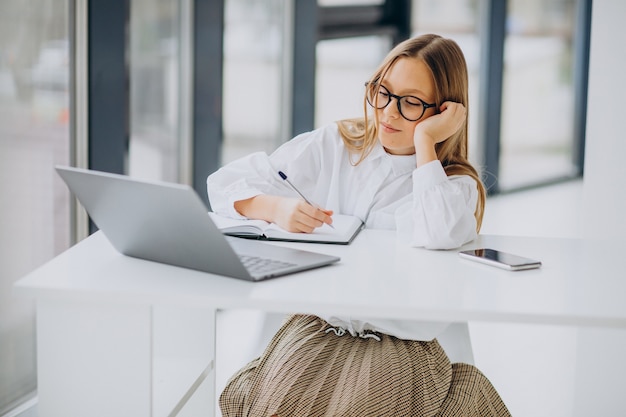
[234,194,333,233]
[272,197,334,233]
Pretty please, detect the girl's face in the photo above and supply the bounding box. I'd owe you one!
[375,57,436,155]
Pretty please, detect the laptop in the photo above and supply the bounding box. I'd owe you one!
[55,166,340,281]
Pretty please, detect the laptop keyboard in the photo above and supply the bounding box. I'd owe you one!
[239,254,297,274]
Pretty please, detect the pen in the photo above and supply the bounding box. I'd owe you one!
[278,170,334,229]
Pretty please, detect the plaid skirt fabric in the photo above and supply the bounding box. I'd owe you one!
[220,314,511,417]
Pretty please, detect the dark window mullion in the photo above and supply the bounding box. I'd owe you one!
[192,0,225,207]
[478,0,507,195]
[87,0,129,233]
[572,0,592,176]
[87,0,128,175]
[291,0,318,137]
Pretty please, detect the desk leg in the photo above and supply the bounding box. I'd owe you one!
[36,298,153,417]
[152,304,216,417]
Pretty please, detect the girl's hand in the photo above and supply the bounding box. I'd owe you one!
[412,101,466,167]
[234,195,333,233]
[413,101,466,147]
[272,197,334,233]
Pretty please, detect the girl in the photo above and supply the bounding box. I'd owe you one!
[208,34,510,416]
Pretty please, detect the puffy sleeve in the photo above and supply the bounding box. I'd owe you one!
[206,151,280,218]
[206,127,329,218]
[395,160,479,249]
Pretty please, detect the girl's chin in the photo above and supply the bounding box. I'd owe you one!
[378,134,415,155]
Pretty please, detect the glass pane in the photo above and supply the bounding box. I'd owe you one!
[499,0,578,190]
[0,0,70,412]
[129,0,181,182]
[315,36,391,127]
[411,0,482,169]
[222,0,285,164]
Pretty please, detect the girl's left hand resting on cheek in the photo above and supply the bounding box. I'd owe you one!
[412,101,466,167]
[413,101,466,147]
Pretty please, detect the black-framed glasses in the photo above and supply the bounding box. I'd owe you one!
[365,82,437,122]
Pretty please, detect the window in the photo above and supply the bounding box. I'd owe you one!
[315,36,391,127]
[222,0,285,164]
[499,0,579,190]
[129,0,184,182]
[0,0,70,412]
[413,0,584,192]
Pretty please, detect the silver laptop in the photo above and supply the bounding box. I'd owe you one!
[56,166,340,281]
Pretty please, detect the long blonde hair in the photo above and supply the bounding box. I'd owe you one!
[337,34,486,231]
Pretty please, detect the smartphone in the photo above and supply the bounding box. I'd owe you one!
[458,248,542,271]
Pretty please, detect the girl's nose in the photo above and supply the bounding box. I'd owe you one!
[382,97,400,119]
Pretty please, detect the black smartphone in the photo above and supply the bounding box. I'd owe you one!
[458,248,542,271]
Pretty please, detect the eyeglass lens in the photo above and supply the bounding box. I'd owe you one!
[366,84,427,122]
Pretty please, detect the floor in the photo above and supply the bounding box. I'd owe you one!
[214,178,586,417]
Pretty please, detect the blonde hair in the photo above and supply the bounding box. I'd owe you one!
[337,34,486,231]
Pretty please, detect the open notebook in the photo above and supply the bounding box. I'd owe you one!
[209,212,364,245]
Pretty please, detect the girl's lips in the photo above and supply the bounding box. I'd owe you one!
[380,122,400,133]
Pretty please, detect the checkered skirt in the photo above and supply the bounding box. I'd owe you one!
[220,314,511,417]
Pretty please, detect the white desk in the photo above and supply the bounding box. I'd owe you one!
[14,230,626,416]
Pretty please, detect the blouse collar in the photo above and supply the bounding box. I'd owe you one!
[370,141,416,176]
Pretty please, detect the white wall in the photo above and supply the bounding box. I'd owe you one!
[576,3,626,414]
[583,0,626,239]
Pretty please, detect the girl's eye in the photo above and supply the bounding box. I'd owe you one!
[404,99,423,107]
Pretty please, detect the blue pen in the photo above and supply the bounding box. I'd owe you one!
[278,171,334,229]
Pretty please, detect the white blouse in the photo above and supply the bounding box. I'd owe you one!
[207,123,479,345]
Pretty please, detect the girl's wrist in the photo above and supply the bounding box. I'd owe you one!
[413,135,438,168]
[234,195,277,223]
